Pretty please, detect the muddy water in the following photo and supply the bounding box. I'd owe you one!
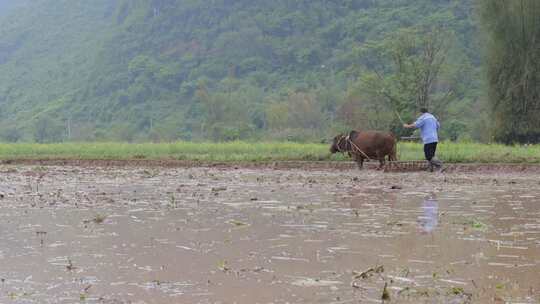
[0,166,538,303]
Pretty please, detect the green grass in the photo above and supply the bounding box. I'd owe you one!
[398,142,540,163]
[0,141,537,163]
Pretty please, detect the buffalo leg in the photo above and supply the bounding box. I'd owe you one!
[376,151,385,170]
[354,155,364,170]
[378,158,385,170]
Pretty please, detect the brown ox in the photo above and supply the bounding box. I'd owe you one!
[330,130,397,169]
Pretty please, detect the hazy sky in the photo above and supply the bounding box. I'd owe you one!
[0,0,26,16]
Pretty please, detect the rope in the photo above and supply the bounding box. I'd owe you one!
[335,134,372,161]
[347,137,372,161]
[337,135,372,160]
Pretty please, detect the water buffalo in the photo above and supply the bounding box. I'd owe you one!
[330,130,397,169]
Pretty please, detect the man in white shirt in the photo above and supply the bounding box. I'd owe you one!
[403,108,442,172]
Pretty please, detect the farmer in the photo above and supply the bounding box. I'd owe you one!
[403,108,442,172]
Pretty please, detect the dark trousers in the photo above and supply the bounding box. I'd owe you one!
[424,142,438,161]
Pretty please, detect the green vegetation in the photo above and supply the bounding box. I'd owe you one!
[0,142,539,163]
[0,1,537,146]
[477,0,540,144]
[0,1,482,142]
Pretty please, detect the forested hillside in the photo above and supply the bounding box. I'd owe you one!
[0,0,483,142]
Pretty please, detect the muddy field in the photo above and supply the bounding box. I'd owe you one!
[0,163,538,303]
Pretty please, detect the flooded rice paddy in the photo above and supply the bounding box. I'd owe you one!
[0,164,538,303]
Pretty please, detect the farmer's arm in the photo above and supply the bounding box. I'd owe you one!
[403,116,426,129]
[404,117,423,129]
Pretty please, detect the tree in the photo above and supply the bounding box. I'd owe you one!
[352,27,455,137]
[265,102,289,131]
[478,0,540,143]
[285,92,326,130]
[33,115,65,143]
[337,85,393,131]
[358,28,453,114]
[193,80,260,141]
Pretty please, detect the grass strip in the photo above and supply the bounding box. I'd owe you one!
[0,141,537,163]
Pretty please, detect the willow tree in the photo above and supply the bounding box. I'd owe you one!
[478,0,540,143]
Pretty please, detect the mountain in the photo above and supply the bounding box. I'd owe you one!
[0,0,482,142]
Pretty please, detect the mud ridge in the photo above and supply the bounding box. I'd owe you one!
[2,158,540,173]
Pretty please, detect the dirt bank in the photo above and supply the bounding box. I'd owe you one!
[3,158,540,173]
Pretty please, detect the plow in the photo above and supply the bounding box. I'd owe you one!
[384,160,432,172]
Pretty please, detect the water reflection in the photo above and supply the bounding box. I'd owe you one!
[419,195,438,233]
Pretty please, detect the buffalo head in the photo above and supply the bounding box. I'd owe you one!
[330,134,347,153]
